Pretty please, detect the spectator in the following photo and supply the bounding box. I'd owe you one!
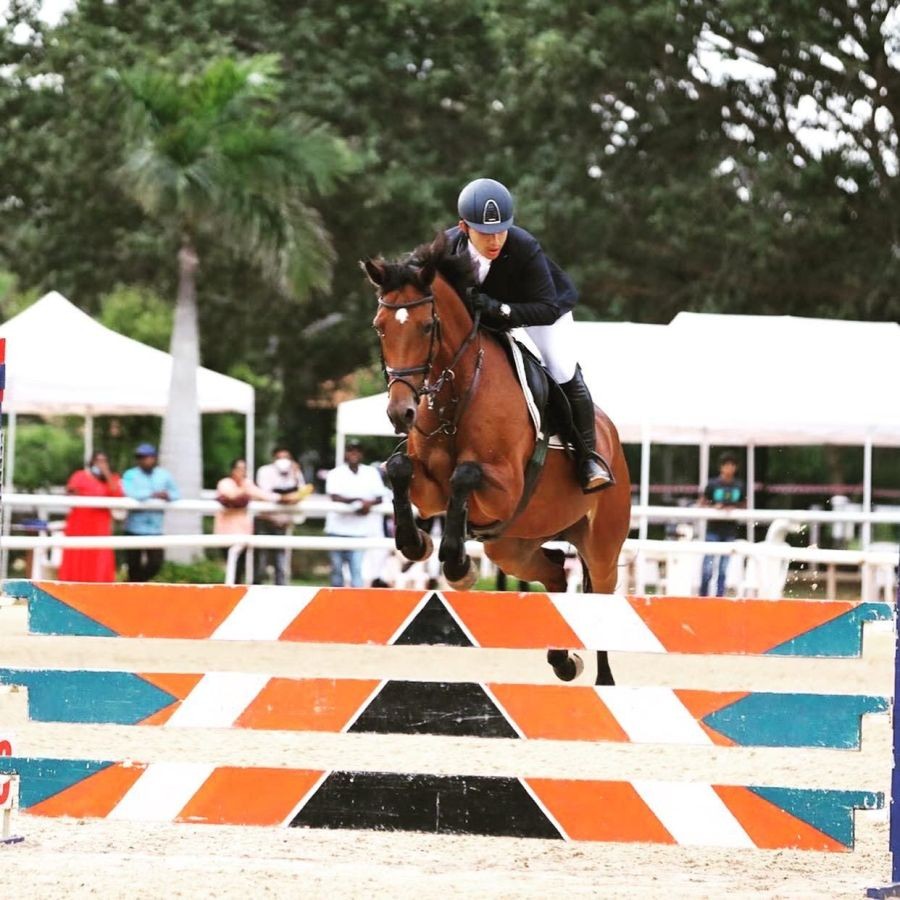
[325,440,384,587]
[215,458,280,583]
[255,447,313,585]
[58,451,123,582]
[699,451,746,597]
[121,443,180,582]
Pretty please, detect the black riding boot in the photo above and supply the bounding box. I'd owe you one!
[561,366,614,493]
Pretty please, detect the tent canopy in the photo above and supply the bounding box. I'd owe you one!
[0,292,254,416]
[338,313,900,448]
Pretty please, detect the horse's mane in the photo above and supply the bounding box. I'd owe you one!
[377,232,476,299]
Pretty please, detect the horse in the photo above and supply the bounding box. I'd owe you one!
[362,233,631,684]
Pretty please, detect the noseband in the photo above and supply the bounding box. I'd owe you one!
[377,292,482,407]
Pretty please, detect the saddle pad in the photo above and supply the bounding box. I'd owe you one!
[505,334,542,436]
[504,334,570,452]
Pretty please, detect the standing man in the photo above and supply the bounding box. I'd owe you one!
[255,446,312,585]
[121,443,180,582]
[699,451,746,597]
[325,440,384,587]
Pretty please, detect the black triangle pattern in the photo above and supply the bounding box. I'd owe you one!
[348,681,519,738]
[290,771,561,839]
[392,593,473,646]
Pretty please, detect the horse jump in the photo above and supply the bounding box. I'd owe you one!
[0,580,893,857]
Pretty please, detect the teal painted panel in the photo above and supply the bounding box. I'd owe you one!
[2,579,35,601]
[704,692,889,749]
[750,786,883,848]
[0,668,176,725]
[768,603,892,658]
[0,757,113,809]
[22,584,116,637]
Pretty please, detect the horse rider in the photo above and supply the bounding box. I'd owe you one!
[446,177,613,492]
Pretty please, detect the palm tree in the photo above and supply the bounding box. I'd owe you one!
[114,54,354,555]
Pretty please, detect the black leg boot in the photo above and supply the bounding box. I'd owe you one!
[561,365,614,493]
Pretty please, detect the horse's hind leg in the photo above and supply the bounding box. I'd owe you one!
[566,515,623,686]
[482,539,568,592]
[579,561,614,686]
[385,453,433,562]
[482,539,585,681]
[439,461,482,589]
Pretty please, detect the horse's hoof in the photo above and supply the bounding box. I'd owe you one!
[402,530,433,562]
[547,650,584,682]
[445,558,478,591]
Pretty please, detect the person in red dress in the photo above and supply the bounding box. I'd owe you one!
[57,451,124,582]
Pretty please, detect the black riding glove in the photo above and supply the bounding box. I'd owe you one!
[467,290,502,317]
[466,288,512,329]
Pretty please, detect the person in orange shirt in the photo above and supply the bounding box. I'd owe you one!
[58,451,124,582]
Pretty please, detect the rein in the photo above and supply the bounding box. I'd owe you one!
[378,291,483,437]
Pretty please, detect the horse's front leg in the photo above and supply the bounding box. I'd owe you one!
[385,452,433,562]
[439,460,482,590]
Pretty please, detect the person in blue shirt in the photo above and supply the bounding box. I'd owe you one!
[699,451,746,597]
[121,443,180,581]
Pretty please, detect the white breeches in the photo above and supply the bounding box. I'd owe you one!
[523,311,578,384]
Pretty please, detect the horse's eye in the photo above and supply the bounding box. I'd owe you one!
[372,324,385,338]
[422,321,434,335]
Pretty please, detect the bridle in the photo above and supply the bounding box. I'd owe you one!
[377,290,484,435]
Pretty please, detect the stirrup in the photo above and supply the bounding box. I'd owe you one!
[581,456,614,494]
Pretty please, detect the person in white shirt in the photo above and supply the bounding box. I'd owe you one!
[325,440,384,587]
[255,447,312,585]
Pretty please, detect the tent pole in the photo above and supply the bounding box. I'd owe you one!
[84,413,94,463]
[862,434,873,549]
[746,441,756,541]
[336,432,346,469]
[636,426,651,594]
[4,411,15,492]
[699,438,710,492]
[699,434,710,543]
[1,411,15,580]
[861,434,874,602]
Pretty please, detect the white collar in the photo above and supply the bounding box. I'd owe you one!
[466,239,492,284]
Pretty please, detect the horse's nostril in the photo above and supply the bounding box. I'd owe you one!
[404,408,416,423]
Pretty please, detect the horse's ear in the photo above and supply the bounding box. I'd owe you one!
[361,258,386,288]
[418,260,437,287]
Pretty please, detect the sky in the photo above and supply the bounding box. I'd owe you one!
[1,0,73,25]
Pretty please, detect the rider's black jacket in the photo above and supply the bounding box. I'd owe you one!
[445,225,578,328]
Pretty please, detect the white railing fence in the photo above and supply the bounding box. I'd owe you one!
[1,492,897,599]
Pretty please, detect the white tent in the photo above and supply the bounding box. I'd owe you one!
[335,312,899,542]
[0,292,256,484]
[662,313,900,447]
[338,313,900,448]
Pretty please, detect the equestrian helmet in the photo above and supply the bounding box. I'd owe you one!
[457,178,514,234]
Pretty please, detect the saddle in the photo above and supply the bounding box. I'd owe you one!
[497,333,574,450]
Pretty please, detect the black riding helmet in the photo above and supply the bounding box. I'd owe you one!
[457,178,514,233]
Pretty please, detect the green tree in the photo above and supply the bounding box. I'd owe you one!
[99,285,172,351]
[2,0,898,474]
[111,53,354,549]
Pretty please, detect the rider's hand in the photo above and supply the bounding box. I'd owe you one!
[466,289,503,318]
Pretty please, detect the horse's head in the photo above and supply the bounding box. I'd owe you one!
[362,233,475,434]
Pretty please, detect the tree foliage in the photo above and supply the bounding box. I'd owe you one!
[1,0,897,464]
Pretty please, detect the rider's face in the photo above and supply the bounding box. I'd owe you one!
[461,222,508,260]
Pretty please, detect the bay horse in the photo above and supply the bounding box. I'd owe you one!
[363,234,631,684]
